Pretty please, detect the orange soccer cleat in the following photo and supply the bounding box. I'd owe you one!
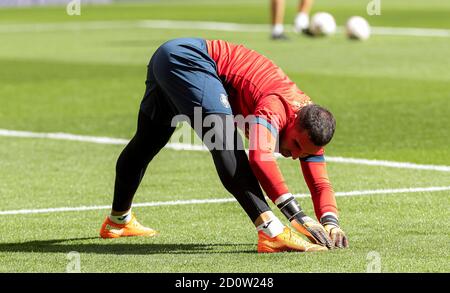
[99,214,158,239]
[257,227,328,253]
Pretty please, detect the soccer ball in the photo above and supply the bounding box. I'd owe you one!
[309,12,336,36]
[346,16,371,40]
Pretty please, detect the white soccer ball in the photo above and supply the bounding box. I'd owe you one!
[309,12,336,36]
[346,16,371,40]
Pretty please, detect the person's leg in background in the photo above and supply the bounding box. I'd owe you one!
[270,0,288,40]
[294,0,315,33]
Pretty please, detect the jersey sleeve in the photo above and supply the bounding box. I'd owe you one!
[253,95,287,132]
[300,153,338,220]
[247,96,289,201]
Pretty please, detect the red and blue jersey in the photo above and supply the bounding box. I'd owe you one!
[207,39,337,219]
[207,39,312,132]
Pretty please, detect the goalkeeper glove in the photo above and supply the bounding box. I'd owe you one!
[320,214,349,248]
[276,195,333,249]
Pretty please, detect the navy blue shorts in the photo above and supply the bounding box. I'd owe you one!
[140,38,232,125]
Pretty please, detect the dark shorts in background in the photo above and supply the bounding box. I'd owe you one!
[140,38,232,125]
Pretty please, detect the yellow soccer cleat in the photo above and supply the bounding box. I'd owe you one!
[257,227,328,253]
[99,214,158,239]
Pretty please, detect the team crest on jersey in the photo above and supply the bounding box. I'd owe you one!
[220,93,230,108]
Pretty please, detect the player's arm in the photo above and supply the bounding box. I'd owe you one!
[300,156,349,248]
[248,118,288,199]
[248,119,333,248]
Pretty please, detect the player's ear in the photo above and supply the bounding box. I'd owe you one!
[292,111,302,130]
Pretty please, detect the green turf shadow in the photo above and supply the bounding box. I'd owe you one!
[0,238,256,255]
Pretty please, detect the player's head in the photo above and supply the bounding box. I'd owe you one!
[280,104,336,159]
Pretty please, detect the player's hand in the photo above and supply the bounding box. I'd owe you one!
[291,216,334,249]
[320,214,349,248]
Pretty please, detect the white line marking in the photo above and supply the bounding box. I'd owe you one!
[0,129,128,145]
[324,156,450,172]
[139,20,268,33]
[0,20,449,38]
[369,26,450,38]
[1,129,449,172]
[0,186,449,216]
[331,186,450,197]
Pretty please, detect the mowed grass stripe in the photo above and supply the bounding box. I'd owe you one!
[1,185,449,216]
[0,20,449,37]
[1,128,449,172]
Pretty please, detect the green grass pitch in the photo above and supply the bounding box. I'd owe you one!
[0,0,449,272]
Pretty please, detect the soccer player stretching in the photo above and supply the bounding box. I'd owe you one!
[99,38,348,252]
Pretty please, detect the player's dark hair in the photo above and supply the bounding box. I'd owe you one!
[296,104,336,146]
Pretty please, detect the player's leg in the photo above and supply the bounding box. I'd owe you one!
[294,0,314,33]
[111,45,177,215]
[199,114,270,223]
[100,49,177,239]
[192,113,326,252]
[270,0,288,40]
[298,0,314,13]
[112,110,175,213]
[100,111,175,239]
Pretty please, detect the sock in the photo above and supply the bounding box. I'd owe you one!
[272,24,284,36]
[257,216,284,238]
[294,12,309,32]
[109,210,132,224]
